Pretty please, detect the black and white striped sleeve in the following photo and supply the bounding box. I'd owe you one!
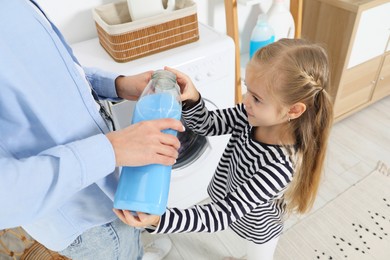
[182,98,247,136]
[146,162,293,235]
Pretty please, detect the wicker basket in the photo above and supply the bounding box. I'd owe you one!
[93,1,199,62]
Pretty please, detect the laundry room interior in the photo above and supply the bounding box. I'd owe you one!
[1,0,390,259]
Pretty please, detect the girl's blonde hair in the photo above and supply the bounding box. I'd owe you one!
[252,38,334,214]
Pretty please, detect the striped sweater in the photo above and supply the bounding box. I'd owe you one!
[148,98,295,244]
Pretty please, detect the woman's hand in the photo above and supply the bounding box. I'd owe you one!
[113,209,161,228]
[164,66,200,104]
[106,118,184,167]
[115,71,153,100]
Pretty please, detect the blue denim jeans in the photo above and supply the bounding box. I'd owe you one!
[58,218,143,260]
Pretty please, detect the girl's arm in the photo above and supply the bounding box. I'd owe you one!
[166,67,247,136]
[115,161,293,234]
[183,98,247,136]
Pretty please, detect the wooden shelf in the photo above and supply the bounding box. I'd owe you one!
[224,0,303,103]
[224,0,242,104]
[302,0,390,121]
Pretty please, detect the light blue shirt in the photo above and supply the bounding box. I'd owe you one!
[0,0,124,250]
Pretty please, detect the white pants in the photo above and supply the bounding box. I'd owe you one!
[246,236,280,260]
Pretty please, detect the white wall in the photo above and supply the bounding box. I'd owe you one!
[36,0,288,54]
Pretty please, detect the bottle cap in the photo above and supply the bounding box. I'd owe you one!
[152,70,178,91]
[152,69,176,80]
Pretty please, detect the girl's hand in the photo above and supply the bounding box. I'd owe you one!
[113,209,161,228]
[164,66,200,103]
[115,71,153,100]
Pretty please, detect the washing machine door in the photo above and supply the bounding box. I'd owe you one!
[174,120,207,169]
[109,98,217,170]
[173,98,217,170]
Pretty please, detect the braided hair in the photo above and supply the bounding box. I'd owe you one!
[252,38,334,213]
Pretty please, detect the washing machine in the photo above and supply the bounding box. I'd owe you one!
[71,23,235,208]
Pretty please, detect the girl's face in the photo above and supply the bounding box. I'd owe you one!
[243,63,289,127]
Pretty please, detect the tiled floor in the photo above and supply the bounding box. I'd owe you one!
[142,96,390,259]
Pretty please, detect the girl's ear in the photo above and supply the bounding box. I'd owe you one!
[288,102,306,120]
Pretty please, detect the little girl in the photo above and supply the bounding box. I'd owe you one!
[114,38,334,259]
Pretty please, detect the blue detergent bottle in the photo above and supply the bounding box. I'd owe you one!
[249,14,275,59]
[114,70,182,215]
